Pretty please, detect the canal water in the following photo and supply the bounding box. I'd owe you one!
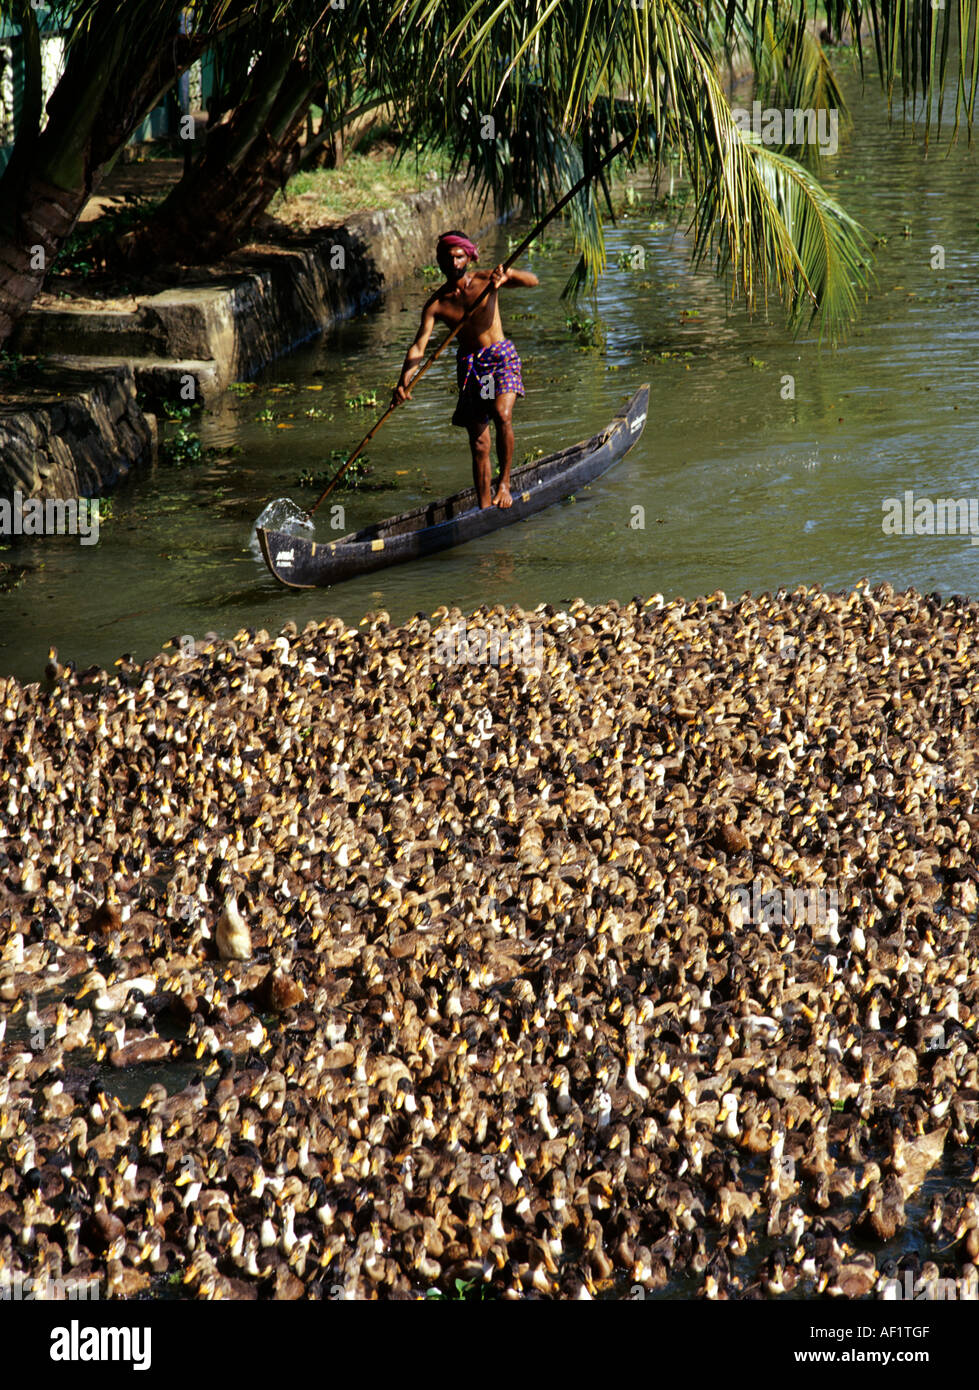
[2,58,978,683]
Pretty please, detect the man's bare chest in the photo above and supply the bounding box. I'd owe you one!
[434,284,495,325]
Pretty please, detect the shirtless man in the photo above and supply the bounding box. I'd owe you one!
[392,230,538,509]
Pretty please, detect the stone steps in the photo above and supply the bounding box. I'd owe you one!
[46,355,222,409]
[13,307,160,359]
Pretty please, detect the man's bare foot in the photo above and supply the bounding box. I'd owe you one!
[493,483,512,509]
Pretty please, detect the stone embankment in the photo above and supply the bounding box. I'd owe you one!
[0,365,157,503]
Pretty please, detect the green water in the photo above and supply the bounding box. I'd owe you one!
[2,63,978,683]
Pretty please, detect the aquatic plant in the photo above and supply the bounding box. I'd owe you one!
[658,189,691,215]
[161,425,221,467]
[564,313,604,349]
[509,232,556,257]
[162,426,204,465]
[160,401,198,423]
[295,450,393,492]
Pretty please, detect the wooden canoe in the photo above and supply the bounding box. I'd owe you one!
[257,384,649,589]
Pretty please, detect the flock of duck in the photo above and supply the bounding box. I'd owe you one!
[1,581,978,1300]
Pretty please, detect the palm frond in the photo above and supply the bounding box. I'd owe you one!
[710,137,872,341]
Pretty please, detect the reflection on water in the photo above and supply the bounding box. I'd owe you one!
[1,60,977,682]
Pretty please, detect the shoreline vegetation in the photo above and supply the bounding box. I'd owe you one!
[33,134,666,313]
[29,140,459,312]
[2,583,978,1300]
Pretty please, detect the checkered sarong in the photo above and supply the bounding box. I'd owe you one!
[452,338,525,427]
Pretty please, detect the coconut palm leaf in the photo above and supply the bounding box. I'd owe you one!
[389,0,911,331]
[701,136,872,340]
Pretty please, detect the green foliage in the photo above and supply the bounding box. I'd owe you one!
[295,450,394,492]
[162,425,203,465]
[161,423,220,467]
[564,313,604,349]
[160,400,198,422]
[345,390,379,408]
[658,190,691,216]
[507,232,557,257]
[4,0,977,361]
[271,145,455,220]
[287,172,316,197]
[394,0,884,335]
[0,349,28,378]
[50,195,162,277]
[425,1276,496,1300]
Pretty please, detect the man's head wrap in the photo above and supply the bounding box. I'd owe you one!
[437,232,479,261]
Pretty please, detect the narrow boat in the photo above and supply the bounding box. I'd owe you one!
[257,384,649,588]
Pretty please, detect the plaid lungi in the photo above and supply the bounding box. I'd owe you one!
[452,338,525,428]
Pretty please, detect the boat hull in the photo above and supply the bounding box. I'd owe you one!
[257,385,649,588]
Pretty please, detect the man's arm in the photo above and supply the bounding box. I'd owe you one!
[392,300,438,405]
[489,265,539,289]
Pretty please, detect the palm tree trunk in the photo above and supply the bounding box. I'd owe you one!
[0,2,250,349]
[0,176,90,344]
[111,52,319,267]
[299,97,390,171]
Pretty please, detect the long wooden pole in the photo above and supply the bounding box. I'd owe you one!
[307,134,631,517]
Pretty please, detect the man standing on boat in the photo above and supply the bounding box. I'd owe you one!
[392,231,538,509]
